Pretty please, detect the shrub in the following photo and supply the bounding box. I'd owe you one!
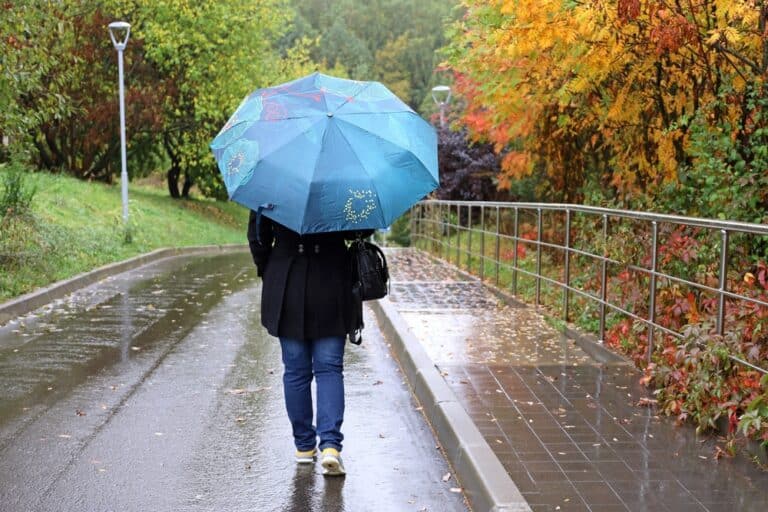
[0,162,36,218]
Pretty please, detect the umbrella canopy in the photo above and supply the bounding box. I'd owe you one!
[210,72,438,234]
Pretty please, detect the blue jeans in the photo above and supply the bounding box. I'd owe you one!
[279,336,345,452]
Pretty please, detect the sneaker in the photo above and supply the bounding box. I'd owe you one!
[320,447,346,476]
[294,448,317,464]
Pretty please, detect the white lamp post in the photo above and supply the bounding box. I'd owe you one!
[108,21,131,225]
[431,85,452,128]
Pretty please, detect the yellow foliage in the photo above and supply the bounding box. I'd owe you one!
[448,0,767,200]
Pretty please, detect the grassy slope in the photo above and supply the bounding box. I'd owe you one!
[0,170,249,301]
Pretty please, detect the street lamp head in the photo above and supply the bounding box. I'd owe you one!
[431,85,452,106]
[108,21,131,50]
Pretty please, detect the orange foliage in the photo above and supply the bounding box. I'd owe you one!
[446,0,768,202]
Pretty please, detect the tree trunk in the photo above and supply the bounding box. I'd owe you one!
[163,132,181,198]
[167,165,181,199]
[181,172,193,198]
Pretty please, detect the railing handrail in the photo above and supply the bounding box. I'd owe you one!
[411,200,768,375]
[420,200,768,235]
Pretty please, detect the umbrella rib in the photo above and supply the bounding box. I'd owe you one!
[333,82,374,113]
[253,117,328,166]
[299,119,336,233]
[331,121,388,226]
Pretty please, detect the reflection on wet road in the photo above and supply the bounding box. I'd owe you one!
[0,252,467,512]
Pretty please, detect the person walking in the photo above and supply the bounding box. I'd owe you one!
[248,211,371,476]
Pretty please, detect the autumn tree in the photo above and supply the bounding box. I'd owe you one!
[0,1,76,159]
[447,0,768,221]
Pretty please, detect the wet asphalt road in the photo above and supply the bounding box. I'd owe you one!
[0,252,467,512]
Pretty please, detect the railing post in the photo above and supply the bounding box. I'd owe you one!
[716,229,729,335]
[430,202,436,252]
[409,205,415,247]
[440,203,451,261]
[646,221,658,362]
[563,209,571,322]
[512,207,519,295]
[421,203,426,249]
[536,208,543,305]
[440,203,451,260]
[495,206,501,286]
[455,205,461,266]
[479,205,485,280]
[467,204,473,271]
[599,214,608,343]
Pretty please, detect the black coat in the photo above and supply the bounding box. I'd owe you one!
[247,212,372,341]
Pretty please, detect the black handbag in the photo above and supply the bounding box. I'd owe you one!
[350,238,389,301]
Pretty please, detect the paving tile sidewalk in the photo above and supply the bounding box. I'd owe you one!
[386,248,767,512]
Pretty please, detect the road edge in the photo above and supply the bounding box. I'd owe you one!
[370,298,532,512]
[0,244,248,325]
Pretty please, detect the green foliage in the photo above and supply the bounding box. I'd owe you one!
[100,0,307,199]
[657,86,768,225]
[388,212,412,247]
[0,161,36,218]
[289,0,456,111]
[0,1,76,154]
[738,374,768,447]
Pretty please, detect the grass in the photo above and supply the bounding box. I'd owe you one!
[0,167,249,301]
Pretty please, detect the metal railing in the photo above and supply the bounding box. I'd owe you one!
[410,200,768,374]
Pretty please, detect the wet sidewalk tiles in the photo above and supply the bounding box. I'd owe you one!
[385,248,767,512]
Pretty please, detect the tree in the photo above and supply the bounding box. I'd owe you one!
[288,0,456,111]
[106,0,302,199]
[435,126,508,202]
[33,6,165,181]
[446,0,768,220]
[0,1,75,160]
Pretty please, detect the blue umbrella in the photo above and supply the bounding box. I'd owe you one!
[210,72,438,234]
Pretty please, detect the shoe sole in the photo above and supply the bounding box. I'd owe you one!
[321,457,345,476]
[295,456,316,464]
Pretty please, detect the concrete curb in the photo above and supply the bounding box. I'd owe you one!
[0,244,248,326]
[370,298,532,512]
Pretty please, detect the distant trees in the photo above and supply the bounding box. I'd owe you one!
[285,0,456,112]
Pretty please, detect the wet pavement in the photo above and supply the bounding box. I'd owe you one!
[0,252,467,512]
[387,248,768,512]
